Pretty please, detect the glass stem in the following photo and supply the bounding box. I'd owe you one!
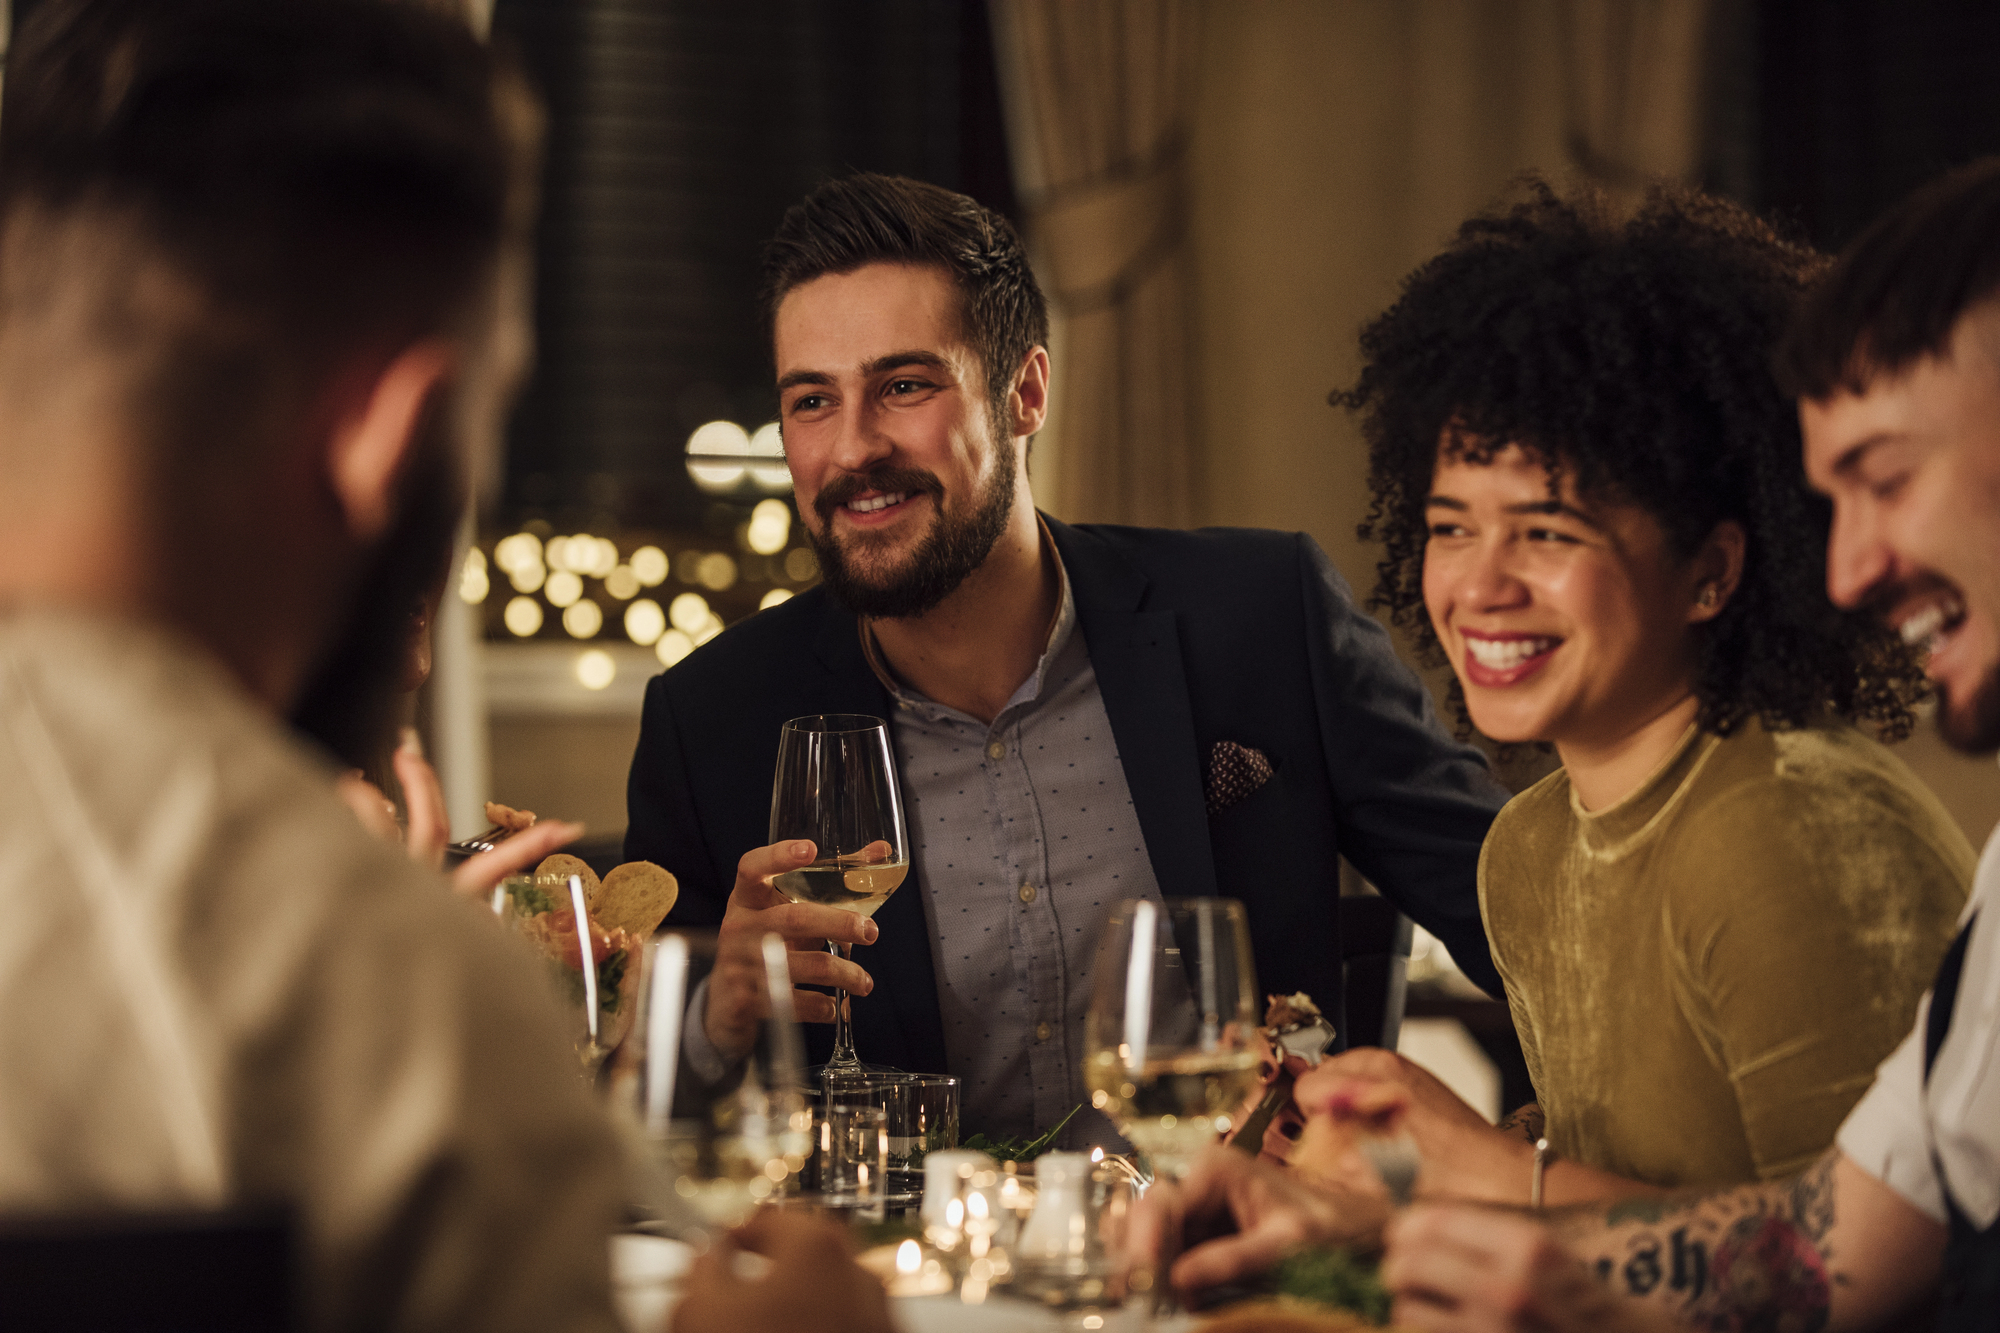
[825,939,860,1070]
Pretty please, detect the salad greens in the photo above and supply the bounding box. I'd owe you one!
[958,1104,1081,1162]
[1270,1247,1392,1325]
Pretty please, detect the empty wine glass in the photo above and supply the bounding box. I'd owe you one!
[1083,898,1262,1182]
[608,930,814,1239]
[768,714,909,1082]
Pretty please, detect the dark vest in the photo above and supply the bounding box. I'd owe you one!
[1924,911,2000,1331]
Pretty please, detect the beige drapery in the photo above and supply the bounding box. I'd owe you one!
[1560,0,1710,194]
[990,0,1202,528]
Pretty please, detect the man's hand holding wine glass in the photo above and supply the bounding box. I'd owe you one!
[704,838,877,1061]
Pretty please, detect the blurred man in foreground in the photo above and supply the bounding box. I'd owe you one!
[0,2,892,1329]
[1137,158,2000,1333]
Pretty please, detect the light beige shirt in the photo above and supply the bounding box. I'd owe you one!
[0,610,625,1332]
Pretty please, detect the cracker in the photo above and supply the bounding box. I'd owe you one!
[534,853,599,900]
[594,860,679,938]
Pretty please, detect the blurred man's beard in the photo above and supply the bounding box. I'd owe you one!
[809,432,1018,621]
[289,420,462,772]
[1939,669,2000,754]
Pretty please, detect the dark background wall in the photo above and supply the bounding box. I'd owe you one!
[489,0,1017,536]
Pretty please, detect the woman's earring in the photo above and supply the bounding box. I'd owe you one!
[1698,584,1719,610]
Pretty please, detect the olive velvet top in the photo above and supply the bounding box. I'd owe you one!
[1481,718,1973,1187]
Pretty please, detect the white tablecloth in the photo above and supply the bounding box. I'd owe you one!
[611,1236,1179,1333]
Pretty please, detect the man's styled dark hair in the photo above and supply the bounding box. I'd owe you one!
[0,0,533,466]
[1338,179,1927,740]
[1777,157,2000,401]
[762,173,1049,425]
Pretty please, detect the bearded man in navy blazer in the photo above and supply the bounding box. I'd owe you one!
[625,173,1508,1144]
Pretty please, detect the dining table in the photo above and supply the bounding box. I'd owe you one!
[610,1232,1193,1333]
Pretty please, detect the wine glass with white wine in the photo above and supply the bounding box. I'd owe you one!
[768,714,909,1083]
[1083,898,1263,1181]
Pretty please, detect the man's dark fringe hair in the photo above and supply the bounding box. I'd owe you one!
[1335,178,1927,741]
[761,173,1049,427]
[1777,156,2000,401]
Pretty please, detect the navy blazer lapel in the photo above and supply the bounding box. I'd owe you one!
[1048,518,1219,900]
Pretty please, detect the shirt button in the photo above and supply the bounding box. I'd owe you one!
[1035,1022,1052,1042]
[1018,884,1037,904]
[987,741,1007,761]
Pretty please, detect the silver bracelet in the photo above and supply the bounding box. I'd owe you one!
[1531,1137,1553,1209]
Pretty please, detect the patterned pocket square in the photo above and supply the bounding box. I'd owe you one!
[1205,740,1273,815]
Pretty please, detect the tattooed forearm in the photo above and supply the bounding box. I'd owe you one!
[1549,1150,1839,1333]
[1494,1102,1547,1144]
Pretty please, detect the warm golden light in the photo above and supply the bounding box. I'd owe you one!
[697,552,738,591]
[784,547,818,582]
[576,535,618,578]
[508,563,546,595]
[630,546,669,586]
[655,629,694,668]
[544,570,583,608]
[759,588,793,611]
[575,649,616,691]
[604,565,640,600]
[503,596,543,637]
[458,547,489,604]
[686,420,751,492]
[494,532,542,574]
[624,598,665,645]
[668,592,710,634]
[563,599,603,638]
[748,421,790,492]
[746,498,791,555]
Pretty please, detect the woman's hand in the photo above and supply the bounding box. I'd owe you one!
[338,730,585,901]
[1292,1048,1533,1203]
[1382,1205,1671,1333]
[1126,1146,1391,1301]
[673,1210,893,1333]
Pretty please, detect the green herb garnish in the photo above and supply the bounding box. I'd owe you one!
[1270,1247,1392,1325]
[959,1104,1081,1162]
[506,880,558,917]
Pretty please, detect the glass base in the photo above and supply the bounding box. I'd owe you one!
[810,1061,906,1089]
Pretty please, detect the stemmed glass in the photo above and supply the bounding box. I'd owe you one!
[768,714,909,1083]
[609,930,814,1238]
[497,870,642,1079]
[1082,898,1263,1181]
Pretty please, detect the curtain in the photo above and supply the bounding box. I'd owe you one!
[990,0,1201,528]
[1560,0,1710,194]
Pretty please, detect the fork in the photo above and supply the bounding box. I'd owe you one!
[444,825,510,864]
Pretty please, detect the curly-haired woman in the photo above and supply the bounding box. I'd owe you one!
[1302,182,1972,1205]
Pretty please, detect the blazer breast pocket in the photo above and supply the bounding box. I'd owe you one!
[1204,740,1275,816]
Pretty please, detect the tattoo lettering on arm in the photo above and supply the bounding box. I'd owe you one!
[1494,1102,1547,1144]
[1554,1150,1840,1333]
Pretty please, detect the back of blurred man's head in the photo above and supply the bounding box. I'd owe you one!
[0,0,536,764]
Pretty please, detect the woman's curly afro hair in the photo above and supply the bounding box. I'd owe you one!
[1334,179,1925,740]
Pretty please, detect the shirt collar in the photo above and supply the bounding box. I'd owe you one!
[858,514,1075,721]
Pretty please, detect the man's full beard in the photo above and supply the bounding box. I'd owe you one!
[807,432,1018,621]
[288,422,462,772]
